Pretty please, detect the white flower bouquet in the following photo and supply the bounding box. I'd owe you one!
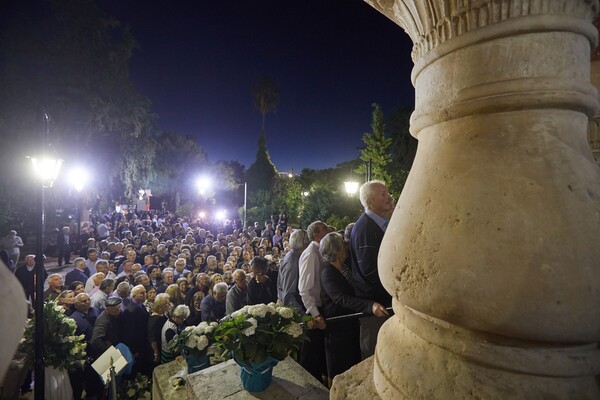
[18,300,87,371]
[214,302,308,364]
[169,321,218,358]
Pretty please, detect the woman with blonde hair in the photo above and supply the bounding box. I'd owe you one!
[165,283,184,307]
[148,293,170,365]
[55,290,75,315]
[209,273,223,294]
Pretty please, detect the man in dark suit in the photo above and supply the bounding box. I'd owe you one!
[122,285,151,375]
[350,180,394,359]
[57,226,72,266]
[15,254,46,303]
[65,257,90,287]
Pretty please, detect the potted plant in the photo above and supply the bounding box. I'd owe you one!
[169,321,218,373]
[214,303,308,392]
[18,300,87,400]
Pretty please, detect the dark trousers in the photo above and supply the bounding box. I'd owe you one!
[324,320,361,379]
[359,315,388,359]
[298,328,327,383]
[58,244,71,265]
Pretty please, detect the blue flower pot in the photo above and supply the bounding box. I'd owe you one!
[235,356,279,392]
[185,353,210,374]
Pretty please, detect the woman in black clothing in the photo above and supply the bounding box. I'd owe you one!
[247,256,277,305]
[186,291,204,325]
[319,232,388,383]
[148,293,170,366]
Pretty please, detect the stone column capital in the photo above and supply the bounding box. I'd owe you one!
[366,1,599,67]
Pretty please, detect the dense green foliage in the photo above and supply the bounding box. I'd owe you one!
[357,103,393,185]
[245,134,278,196]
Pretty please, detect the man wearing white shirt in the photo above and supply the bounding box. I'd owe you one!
[85,260,111,292]
[298,220,331,382]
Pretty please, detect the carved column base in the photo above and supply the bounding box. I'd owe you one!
[372,303,600,399]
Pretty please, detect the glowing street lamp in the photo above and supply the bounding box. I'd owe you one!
[197,177,212,195]
[69,167,88,193]
[344,180,359,197]
[30,157,63,187]
[216,209,227,222]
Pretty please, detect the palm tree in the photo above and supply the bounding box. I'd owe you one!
[252,76,279,135]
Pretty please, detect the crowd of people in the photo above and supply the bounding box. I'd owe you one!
[7,180,395,398]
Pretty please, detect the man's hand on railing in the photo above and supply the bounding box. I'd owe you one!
[372,302,389,317]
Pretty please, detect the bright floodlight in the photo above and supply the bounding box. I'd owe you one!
[216,209,226,221]
[288,172,293,178]
[197,177,212,195]
[69,167,89,192]
[344,181,359,197]
[31,157,63,187]
[199,211,206,219]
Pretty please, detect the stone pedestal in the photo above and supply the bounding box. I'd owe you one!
[332,1,600,398]
[589,14,600,165]
[152,357,328,400]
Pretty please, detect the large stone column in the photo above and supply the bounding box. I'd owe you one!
[589,15,600,165]
[360,1,600,398]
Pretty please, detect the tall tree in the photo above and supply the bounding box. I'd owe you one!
[245,133,278,198]
[252,76,279,135]
[0,0,156,204]
[150,131,208,209]
[387,106,417,195]
[357,103,393,185]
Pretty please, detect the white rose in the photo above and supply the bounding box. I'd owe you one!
[193,325,205,335]
[197,335,209,350]
[248,305,267,318]
[277,307,293,319]
[267,302,277,308]
[186,335,198,348]
[184,326,194,332]
[210,322,218,328]
[204,326,213,334]
[284,323,303,338]
[243,326,256,336]
[199,321,209,328]
[265,305,276,315]
[242,317,258,336]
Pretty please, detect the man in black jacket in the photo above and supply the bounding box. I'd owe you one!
[350,180,394,359]
[122,285,151,375]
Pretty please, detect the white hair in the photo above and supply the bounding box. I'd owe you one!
[130,284,145,298]
[172,304,190,319]
[359,180,386,209]
[213,282,229,294]
[319,232,345,263]
[289,229,309,252]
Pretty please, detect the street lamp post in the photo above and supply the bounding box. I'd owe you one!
[243,182,247,230]
[30,112,62,400]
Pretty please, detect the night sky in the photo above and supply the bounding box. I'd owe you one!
[96,0,415,173]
